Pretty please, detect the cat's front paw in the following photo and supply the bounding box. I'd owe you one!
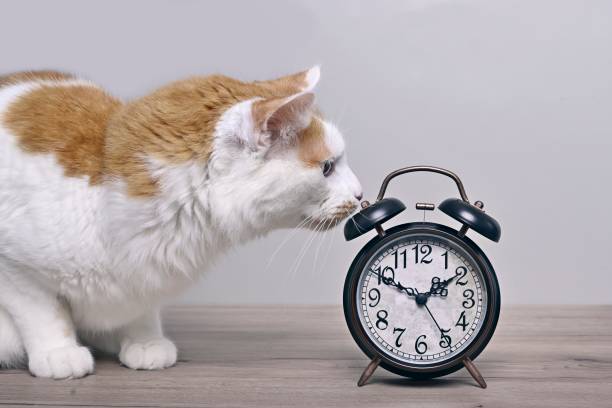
[119,338,177,370]
[28,345,94,379]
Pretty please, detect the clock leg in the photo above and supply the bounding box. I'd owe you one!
[463,357,487,389]
[357,356,381,387]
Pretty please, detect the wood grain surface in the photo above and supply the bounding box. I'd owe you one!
[0,305,610,407]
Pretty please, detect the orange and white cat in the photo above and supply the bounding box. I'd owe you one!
[0,67,362,379]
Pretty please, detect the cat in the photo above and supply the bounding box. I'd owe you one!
[0,67,362,379]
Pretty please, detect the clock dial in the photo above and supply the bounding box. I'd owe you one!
[356,233,487,365]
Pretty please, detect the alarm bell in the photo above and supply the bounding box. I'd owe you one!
[438,198,501,242]
[344,165,501,243]
[344,198,405,241]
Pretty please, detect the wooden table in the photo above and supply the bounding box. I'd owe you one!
[0,305,610,407]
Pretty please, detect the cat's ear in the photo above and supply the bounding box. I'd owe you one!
[301,65,321,92]
[256,66,320,95]
[251,92,315,147]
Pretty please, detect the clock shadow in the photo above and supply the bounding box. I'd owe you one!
[368,376,479,388]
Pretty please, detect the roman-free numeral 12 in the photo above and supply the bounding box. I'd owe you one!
[412,244,433,264]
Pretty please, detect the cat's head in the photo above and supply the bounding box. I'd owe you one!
[208,66,362,233]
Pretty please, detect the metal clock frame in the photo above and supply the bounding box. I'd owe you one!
[342,166,502,388]
[343,222,500,385]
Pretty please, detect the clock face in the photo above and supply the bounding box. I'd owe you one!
[355,232,488,366]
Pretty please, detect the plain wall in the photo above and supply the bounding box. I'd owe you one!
[1,0,610,304]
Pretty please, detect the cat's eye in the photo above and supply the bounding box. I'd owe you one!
[322,159,335,177]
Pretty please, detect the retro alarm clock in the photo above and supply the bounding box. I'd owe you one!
[343,166,501,388]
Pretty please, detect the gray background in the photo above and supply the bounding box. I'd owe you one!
[1,0,610,304]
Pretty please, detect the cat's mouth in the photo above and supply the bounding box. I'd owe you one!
[306,201,358,230]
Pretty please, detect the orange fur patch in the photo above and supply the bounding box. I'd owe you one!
[0,70,74,89]
[3,83,121,184]
[297,117,331,167]
[2,68,316,197]
[252,70,310,97]
[105,69,314,196]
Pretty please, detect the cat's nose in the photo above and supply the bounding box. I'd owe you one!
[355,192,363,201]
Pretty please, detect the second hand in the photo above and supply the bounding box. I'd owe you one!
[416,289,451,348]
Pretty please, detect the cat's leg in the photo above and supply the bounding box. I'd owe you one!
[0,306,25,368]
[0,267,94,379]
[117,308,177,370]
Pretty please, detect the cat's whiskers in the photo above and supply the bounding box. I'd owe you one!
[311,217,333,276]
[289,217,325,278]
[264,203,350,280]
[263,213,319,273]
[291,219,321,277]
[320,221,339,276]
[285,216,318,278]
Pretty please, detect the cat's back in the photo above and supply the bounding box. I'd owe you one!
[0,70,122,183]
[0,71,121,268]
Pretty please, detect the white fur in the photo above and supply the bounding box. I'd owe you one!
[0,72,361,379]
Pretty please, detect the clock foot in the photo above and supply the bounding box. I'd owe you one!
[357,357,381,387]
[463,357,487,389]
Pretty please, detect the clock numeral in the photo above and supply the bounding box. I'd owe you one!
[374,266,395,285]
[393,327,406,347]
[455,266,468,286]
[441,251,449,269]
[367,288,380,307]
[415,334,428,354]
[412,244,433,264]
[463,289,475,309]
[455,311,468,331]
[393,249,407,269]
[439,329,452,349]
[376,310,388,330]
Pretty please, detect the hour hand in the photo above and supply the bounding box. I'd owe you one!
[371,268,417,297]
[393,279,417,297]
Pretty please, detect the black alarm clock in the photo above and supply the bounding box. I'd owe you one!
[343,166,501,388]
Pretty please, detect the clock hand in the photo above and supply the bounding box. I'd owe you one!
[370,269,417,298]
[416,289,452,348]
[394,280,417,297]
[425,275,456,297]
